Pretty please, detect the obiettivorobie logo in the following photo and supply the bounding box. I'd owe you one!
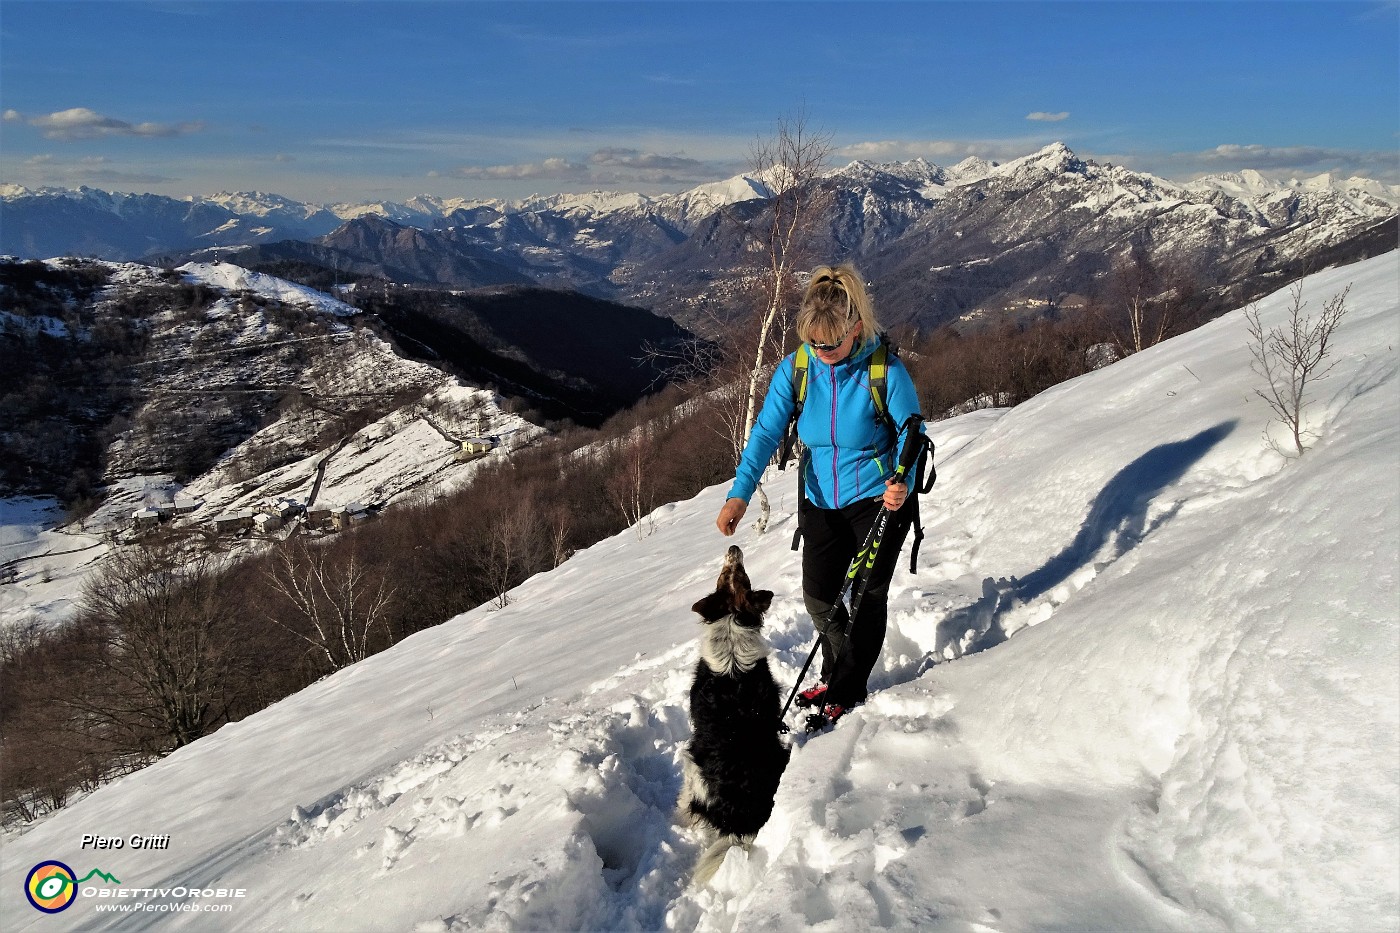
[23,859,248,916]
[24,861,121,914]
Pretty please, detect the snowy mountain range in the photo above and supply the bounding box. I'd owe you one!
[1,254,1394,931]
[5,143,1396,333]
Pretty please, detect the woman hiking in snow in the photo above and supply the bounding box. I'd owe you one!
[716,264,924,727]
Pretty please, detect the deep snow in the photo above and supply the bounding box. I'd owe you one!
[1,255,1396,931]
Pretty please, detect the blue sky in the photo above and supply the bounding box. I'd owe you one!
[1,1,1396,203]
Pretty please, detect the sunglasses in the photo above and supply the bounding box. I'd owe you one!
[809,321,857,353]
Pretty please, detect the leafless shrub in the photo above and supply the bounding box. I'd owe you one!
[1246,282,1350,456]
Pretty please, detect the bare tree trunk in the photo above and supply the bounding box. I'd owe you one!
[738,114,834,447]
[546,504,572,567]
[482,496,543,608]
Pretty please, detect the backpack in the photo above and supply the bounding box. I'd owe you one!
[778,338,935,571]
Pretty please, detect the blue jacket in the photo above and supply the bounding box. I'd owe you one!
[728,336,923,509]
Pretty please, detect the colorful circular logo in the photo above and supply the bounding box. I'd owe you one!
[25,861,78,913]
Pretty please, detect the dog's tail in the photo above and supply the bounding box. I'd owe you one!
[694,833,751,887]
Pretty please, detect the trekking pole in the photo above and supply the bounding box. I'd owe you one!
[778,518,879,726]
[779,416,927,727]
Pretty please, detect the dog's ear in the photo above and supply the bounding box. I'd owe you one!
[747,589,774,614]
[691,592,727,622]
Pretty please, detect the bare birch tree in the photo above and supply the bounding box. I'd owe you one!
[738,113,836,441]
[723,111,835,532]
[545,502,572,568]
[481,496,544,608]
[266,539,397,671]
[606,431,658,538]
[1091,246,1199,356]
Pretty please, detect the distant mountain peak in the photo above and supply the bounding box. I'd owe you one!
[829,158,946,188]
[998,141,1085,179]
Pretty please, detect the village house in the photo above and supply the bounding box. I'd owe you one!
[305,505,335,529]
[212,511,255,534]
[173,495,202,514]
[456,436,500,462]
[332,503,371,531]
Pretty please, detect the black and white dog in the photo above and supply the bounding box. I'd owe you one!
[679,545,791,885]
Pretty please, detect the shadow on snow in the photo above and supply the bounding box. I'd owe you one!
[933,420,1238,660]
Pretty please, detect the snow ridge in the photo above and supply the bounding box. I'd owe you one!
[177,261,358,317]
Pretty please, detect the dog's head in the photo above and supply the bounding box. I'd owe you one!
[691,545,773,627]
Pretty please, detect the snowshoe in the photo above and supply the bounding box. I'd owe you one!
[794,682,828,709]
[803,703,849,733]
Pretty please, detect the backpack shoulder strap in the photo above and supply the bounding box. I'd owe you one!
[786,344,813,551]
[792,343,811,416]
[778,345,810,471]
[868,340,897,445]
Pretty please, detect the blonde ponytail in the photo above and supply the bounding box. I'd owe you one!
[797,264,880,348]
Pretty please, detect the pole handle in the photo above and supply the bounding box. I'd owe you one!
[896,414,929,487]
[892,415,926,484]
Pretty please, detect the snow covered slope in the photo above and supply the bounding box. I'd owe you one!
[177,262,358,317]
[2,256,1395,931]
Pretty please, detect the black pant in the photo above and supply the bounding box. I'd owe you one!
[800,495,911,708]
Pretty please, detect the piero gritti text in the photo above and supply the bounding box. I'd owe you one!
[81,833,171,850]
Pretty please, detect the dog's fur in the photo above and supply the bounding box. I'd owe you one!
[679,545,791,885]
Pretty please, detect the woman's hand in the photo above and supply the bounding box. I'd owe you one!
[883,480,909,510]
[716,498,747,536]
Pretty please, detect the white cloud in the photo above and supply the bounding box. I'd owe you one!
[584,148,720,184]
[448,148,724,188]
[1198,144,1347,168]
[21,107,204,141]
[3,109,23,122]
[453,157,588,181]
[644,74,699,86]
[1098,144,1400,184]
[836,138,1047,164]
[588,148,705,172]
[840,140,970,159]
[1026,111,1070,122]
[4,152,177,186]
